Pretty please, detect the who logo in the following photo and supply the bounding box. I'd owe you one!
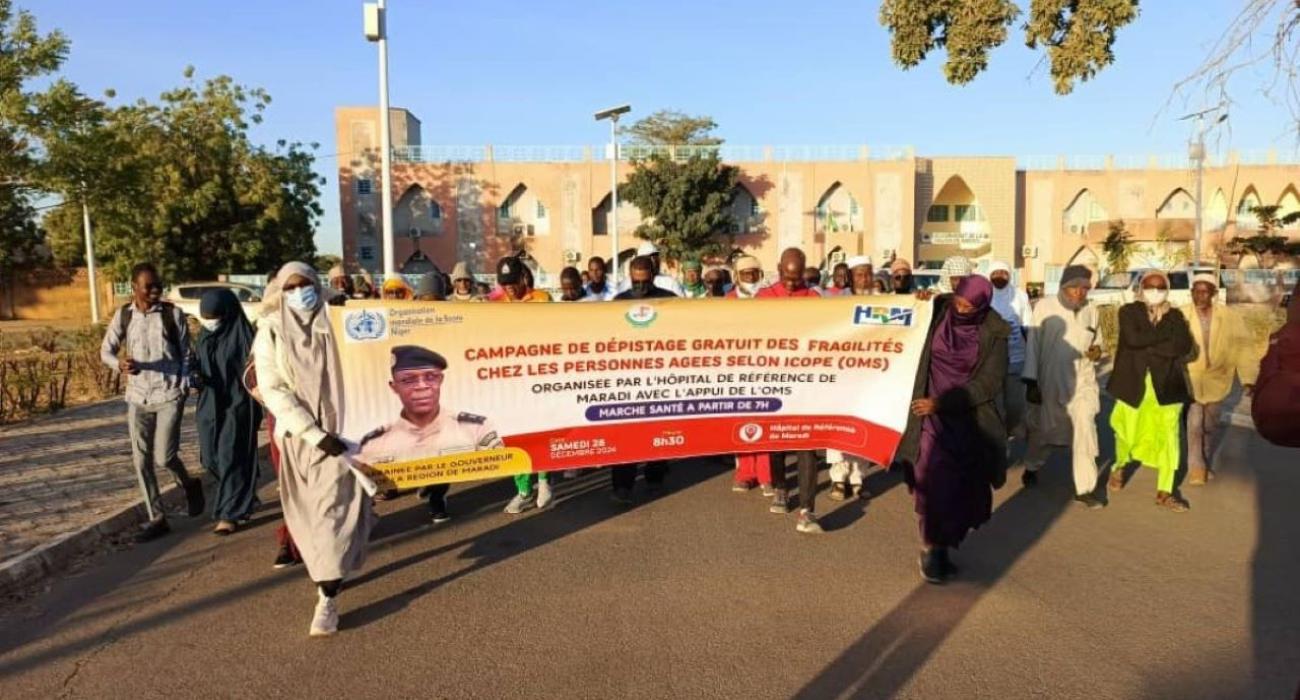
[344,308,389,342]
[852,305,914,326]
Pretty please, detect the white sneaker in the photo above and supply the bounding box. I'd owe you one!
[795,509,824,534]
[309,591,338,637]
[537,480,554,509]
[504,492,534,514]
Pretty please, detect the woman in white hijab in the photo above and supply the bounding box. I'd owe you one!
[253,261,375,636]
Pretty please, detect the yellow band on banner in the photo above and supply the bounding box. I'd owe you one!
[357,448,532,491]
[332,295,933,488]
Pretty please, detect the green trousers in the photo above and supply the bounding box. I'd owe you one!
[514,472,548,495]
[1110,373,1182,493]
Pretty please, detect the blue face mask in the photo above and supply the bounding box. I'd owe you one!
[285,285,320,312]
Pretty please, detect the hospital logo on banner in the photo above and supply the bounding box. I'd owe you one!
[852,305,914,327]
[343,308,390,343]
[625,304,658,328]
[738,423,764,443]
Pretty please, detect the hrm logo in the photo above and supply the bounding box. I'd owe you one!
[852,305,913,326]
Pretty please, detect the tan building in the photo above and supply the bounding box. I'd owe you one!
[336,107,1300,287]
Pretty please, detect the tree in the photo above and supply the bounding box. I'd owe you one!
[878,0,1140,94]
[39,71,323,281]
[622,110,723,145]
[314,253,342,273]
[1102,218,1132,272]
[1170,2,1300,136]
[1226,204,1299,268]
[619,151,740,263]
[0,0,69,274]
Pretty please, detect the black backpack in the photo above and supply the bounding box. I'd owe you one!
[117,301,183,358]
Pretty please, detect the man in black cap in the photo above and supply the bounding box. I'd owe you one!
[1020,264,1105,508]
[358,345,504,524]
[496,257,552,302]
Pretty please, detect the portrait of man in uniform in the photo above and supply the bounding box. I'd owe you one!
[357,344,504,523]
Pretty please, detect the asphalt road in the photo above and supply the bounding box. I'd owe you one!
[1,425,1297,699]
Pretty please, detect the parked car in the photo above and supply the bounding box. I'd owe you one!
[1087,267,1220,308]
[166,282,264,322]
[1222,268,1300,307]
[911,270,944,292]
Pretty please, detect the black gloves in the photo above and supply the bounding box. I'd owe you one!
[317,433,348,457]
[1023,379,1042,405]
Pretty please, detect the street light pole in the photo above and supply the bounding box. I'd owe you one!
[1191,115,1205,266]
[82,197,100,324]
[365,0,396,277]
[595,104,631,288]
[608,116,621,288]
[1180,107,1227,267]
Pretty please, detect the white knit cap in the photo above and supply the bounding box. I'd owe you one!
[636,240,659,256]
[845,255,873,269]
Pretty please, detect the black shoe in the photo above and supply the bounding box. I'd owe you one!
[1074,493,1105,510]
[135,518,171,544]
[919,548,947,584]
[183,479,206,517]
[429,495,451,524]
[645,481,665,498]
[272,545,300,569]
[1021,470,1038,488]
[769,489,791,514]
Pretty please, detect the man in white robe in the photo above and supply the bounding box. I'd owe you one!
[1020,265,1104,506]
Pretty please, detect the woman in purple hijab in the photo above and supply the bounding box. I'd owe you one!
[893,275,1010,584]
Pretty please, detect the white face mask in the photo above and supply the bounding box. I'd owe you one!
[199,317,222,332]
[285,285,320,312]
[1142,288,1168,306]
[738,281,759,295]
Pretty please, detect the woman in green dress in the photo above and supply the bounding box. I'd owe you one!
[1107,270,1195,512]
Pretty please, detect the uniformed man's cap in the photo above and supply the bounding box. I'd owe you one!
[390,345,448,374]
[497,257,525,285]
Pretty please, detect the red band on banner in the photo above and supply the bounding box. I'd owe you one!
[504,415,902,472]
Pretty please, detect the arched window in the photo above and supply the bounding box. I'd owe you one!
[394,185,442,236]
[1156,189,1196,219]
[816,182,864,232]
[729,184,762,234]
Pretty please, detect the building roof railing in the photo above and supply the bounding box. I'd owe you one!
[1018,148,1298,171]
[388,144,1297,169]
[392,144,917,164]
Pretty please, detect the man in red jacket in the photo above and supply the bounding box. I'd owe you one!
[757,248,825,533]
[1253,284,1300,448]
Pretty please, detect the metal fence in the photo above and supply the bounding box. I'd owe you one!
[391,144,914,164]
[1019,150,1299,171]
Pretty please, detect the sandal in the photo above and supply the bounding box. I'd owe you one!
[1155,491,1189,513]
[1107,466,1126,493]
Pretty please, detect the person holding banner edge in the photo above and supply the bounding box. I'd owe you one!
[895,275,1009,584]
[757,248,825,534]
[253,262,376,636]
[827,255,879,501]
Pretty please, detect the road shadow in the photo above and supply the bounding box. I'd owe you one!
[341,458,730,631]
[791,401,1102,700]
[792,476,1072,699]
[1243,428,1300,695]
[819,467,904,532]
